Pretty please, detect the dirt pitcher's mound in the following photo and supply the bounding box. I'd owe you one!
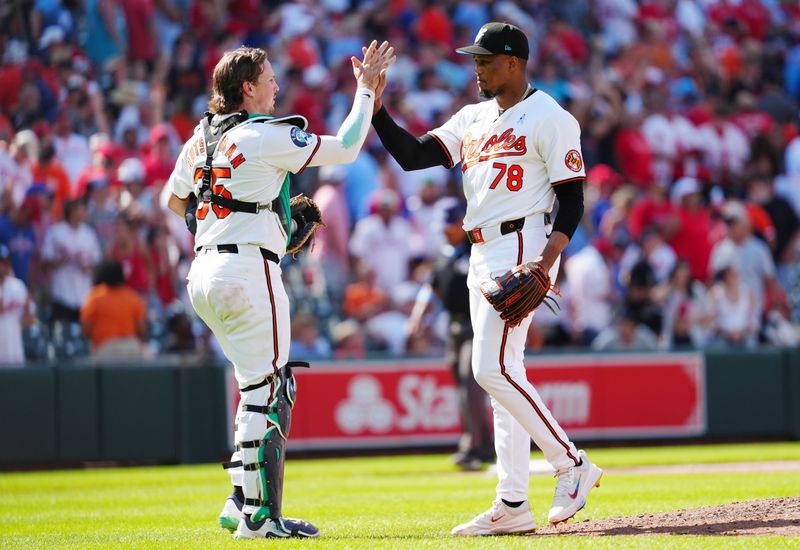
[538,497,800,537]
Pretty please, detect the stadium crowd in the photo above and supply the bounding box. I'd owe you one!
[2,0,800,365]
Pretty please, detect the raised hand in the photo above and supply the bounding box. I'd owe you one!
[351,40,395,93]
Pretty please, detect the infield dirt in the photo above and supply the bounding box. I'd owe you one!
[537,497,800,537]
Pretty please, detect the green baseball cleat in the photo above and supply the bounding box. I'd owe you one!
[218,490,244,533]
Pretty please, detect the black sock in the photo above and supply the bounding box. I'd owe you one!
[233,485,245,502]
[501,499,525,508]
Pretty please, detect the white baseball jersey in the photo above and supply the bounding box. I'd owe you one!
[428,88,590,502]
[168,115,320,256]
[429,89,585,231]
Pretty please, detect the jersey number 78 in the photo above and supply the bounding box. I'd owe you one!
[489,162,524,192]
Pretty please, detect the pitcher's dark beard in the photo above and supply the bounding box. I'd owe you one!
[480,81,507,100]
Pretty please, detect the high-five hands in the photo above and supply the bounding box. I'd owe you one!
[352,40,395,93]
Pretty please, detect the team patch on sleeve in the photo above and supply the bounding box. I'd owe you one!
[290,127,315,148]
[565,149,583,172]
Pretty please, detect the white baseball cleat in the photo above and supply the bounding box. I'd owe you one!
[234,514,320,539]
[218,493,243,533]
[451,499,536,536]
[548,449,603,525]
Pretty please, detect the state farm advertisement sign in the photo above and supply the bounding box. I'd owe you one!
[524,353,705,438]
[226,353,705,450]
[290,362,461,450]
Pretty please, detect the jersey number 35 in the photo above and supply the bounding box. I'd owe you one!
[193,167,233,220]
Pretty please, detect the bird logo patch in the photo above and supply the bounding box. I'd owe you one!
[290,127,314,148]
[565,149,583,172]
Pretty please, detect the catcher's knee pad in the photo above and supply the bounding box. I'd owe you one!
[231,363,304,520]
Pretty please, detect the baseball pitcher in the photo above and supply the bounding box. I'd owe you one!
[370,23,602,536]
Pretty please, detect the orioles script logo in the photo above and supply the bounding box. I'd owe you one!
[461,128,527,171]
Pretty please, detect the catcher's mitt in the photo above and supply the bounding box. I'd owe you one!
[480,261,559,327]
[286,194,324,254]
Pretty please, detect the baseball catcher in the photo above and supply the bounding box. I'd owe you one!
[165,41,395,540]
[481,262,560,327]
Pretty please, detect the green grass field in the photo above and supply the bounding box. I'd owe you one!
[1,442,800,549]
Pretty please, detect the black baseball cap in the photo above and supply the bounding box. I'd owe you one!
[456,22,529,60]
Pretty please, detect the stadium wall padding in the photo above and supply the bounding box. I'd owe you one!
[785,349,800,439]
[0,369,57,463]
[57,366,99,460]
[1,351,800,466]
[0,364,230,466]
[704,350,788,437]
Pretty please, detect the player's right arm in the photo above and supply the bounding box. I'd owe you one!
[369,70,456,171]
[371,106,454,171]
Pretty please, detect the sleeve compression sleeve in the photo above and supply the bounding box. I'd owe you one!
[552,179,584,239]
[371,106,451,170]
[307,88,375,167]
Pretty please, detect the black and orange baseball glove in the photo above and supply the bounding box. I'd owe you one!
[480,262,559,327]
[286,194,324,254]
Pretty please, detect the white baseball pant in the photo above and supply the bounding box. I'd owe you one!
[187,244,289,494]
[187,245,289,389]
[466,216,580,502]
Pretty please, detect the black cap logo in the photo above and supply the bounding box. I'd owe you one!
[456,22,529,60]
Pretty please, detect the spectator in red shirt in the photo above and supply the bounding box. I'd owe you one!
[289,66,329,135]
[585,164,622,234]
[32,143,71,221]
[415,2,452,48]
[540,18,589,66]
[668,177,713,282]
[614,114,655,188]
[108,215,149,295]
[145,225,176,307]
[142,124,175,189]
[120,0,157,68]
[74,143,114,198]
[628,181,678,241]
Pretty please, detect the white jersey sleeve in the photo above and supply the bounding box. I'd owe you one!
[428,104,480,168]
[167,135,198,200]
[537,107,586,186]
[262,125,320,174]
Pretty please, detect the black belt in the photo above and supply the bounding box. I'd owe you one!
[500,217,526,234]
[196,244,278,264]
[466,217,524,244]
[466,213,551,244]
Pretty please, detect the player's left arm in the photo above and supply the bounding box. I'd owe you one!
[534,110,586,272]
[536,182,584,271]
